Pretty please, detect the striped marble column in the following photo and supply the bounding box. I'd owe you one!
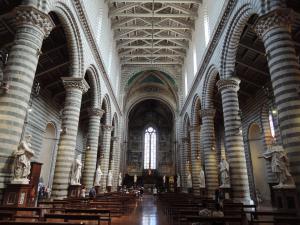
[189,125,202,194]
[99,125,113,192]
[181,137,190,190]
[256,8,300,190]
[0,6,53,195]
[217,78,250,201]
[111,136,120,191]
[200,109,219,197]
[51,77,89,198]
[82,108,104,190]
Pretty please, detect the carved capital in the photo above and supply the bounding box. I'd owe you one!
[88,108,104,117]
[217,77,240,92]
[181,137,189,143]
[15,5,54,37]
[255,8,294,38]
[199,109,216,119]
[112,136,119,142]
[61,77,90,93]
[189,125,200,132]
[102,125,114,132]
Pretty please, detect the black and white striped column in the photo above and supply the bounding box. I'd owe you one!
[82,108,104,190]
[51,77,89,198]
[256,9,300,190]
[0,6,53,195]
[99,125,113,192]
[190,125,202,194]
[111,136,120,191]
[217,78,250,201]
[200,109,219,197]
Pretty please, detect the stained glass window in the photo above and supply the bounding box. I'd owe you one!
[144,127,156,169]
[269,111,275,138]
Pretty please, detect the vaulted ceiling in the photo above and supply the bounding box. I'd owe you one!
[107,0,201,66]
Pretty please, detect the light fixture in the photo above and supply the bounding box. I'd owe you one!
[212,146,215,151]
[0,82,9,93]
[28,107,33,113]
[271,108,277,115]
[86,146,91,150]
[196,155,200,160]
[60,127,67,135]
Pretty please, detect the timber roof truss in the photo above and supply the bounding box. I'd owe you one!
[107,0,201,66]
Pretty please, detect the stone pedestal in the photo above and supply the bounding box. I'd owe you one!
[273,188,299,210]
[107,186,112,193]
[220,187,232,200]
[176,187,181,193]
[68,185,81,198]
[3,184,32,207]
[95,186,101,194]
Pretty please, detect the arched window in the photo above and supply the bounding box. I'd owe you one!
[144,127,156,169]
[268,110,276,139]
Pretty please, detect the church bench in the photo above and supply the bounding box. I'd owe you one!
[0,222,85,225]
[274,217,300,225]
[249,210,298,225]
[64,208,111,224]
[0,210,14,220]
[184,215,243,225]
[44,213,102,225]
[0,206,44,221]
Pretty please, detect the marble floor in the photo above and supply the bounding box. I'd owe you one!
[112,194,169,225]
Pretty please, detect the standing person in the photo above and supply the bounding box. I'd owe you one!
[153,186,158,201]
[89,186,96,198]
[139,187,144,199]
[80,185,86,198]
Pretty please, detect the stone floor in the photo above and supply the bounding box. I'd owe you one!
[113,194,169,225]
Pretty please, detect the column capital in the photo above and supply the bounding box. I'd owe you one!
[255,8,294,38]
[199,109,216,119]
[88,108,105,117]
[15,5,55,37]
[61,77,90,93]
[189,125,200,132]
[217,77,240,92]
[181,137,189,143]
[102,124,114,131]
[112,136,120,142]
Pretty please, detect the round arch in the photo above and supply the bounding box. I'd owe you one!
[220,4,258,79]
[48,2,84,78]
[101,94,112,125]
[191,94,201,126]
[202,65,219,109]
[85,65,101,108]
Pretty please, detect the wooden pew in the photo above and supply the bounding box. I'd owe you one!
[249,210,298,225]
[0,206,43,221]
[185,215,243,225]
[0,222,85,225]
[44,213,101,225]
[64,208,111,225]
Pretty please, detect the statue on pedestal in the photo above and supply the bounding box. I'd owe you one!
[199,167,206,188]
[70,154,82,185]
[263,141,295,188]
[94,165,102,186]
[118,172,122,187]
[107,170,113,187]
[219,157,230,188]
[163,175,166,184]
[12,135,34,184]
[187,172,192,188]
[177,174,181,188]
[134,174,137,184]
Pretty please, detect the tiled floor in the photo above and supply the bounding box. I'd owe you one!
[113,194,169,225]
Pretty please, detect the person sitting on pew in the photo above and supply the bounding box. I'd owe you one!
[193,203,224,225]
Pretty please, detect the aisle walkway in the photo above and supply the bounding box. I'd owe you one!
[113,194,169,225]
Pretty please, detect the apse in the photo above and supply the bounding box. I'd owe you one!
[126,99,175,176]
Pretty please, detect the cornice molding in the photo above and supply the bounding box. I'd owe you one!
[72,0,122,116]
[180,0,237,115]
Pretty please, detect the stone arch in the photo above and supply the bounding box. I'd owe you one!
[48,2,84,78]
[202,65,219,109]
[85,65,101,108]
[112,112,119,137]
[101,94,112,125]
[220,3,258,79]
[191,94,201,126]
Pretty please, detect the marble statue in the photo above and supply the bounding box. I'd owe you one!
[263,141,295,188]
[107,170,113,187]
[199,167,206,188]
[70,154,82,185]
[12,135,35,184]
[94,165,102,186]
[187,172,192,188]
[163,175,166,184]
[134,174,137,183]
[177,174,181,188]
[118,172,122,187]
[219,157,230,188]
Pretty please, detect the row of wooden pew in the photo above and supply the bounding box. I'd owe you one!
[0,192,136,225]
[158,192,300,225]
